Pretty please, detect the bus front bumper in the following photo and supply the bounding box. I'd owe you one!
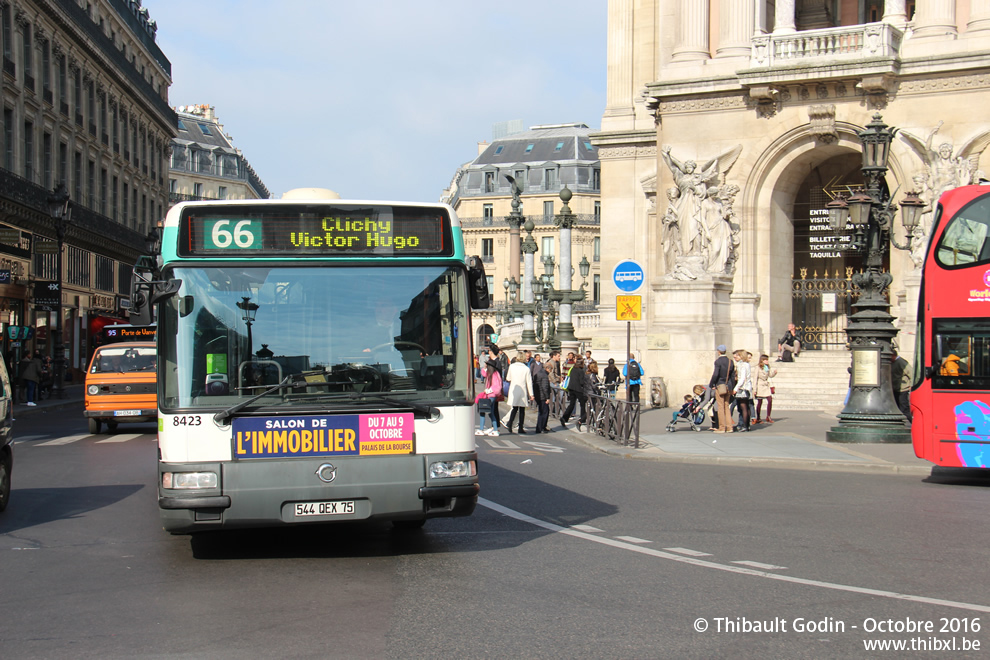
[158,452,478,534]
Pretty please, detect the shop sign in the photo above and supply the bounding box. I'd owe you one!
[0,270,10,284]
[33,281,60,309]
[35,241,59,254]
[92,294,115,310]
[0,228,20,244]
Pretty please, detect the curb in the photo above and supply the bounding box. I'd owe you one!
[13,398,83,419]
[560,429,934,477]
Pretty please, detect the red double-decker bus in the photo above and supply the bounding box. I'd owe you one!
[912,184,990,468]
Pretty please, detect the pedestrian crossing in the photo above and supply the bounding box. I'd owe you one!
[20,432,154,446]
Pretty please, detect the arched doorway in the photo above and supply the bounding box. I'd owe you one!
[475,324,494,351]
[791,153,891,349]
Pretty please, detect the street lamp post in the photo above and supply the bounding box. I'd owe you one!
[47,184,72,399]
[550,187,589,353]
[236,296,259,358]
[826,113,926,444]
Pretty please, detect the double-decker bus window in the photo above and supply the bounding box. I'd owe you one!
[934,195,990,267]
[932,320,990,390]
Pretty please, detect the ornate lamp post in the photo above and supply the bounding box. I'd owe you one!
[236,296,259,358]
[539,257,559,348]
[826,114,927,444]
[549,187,588,352]
[46,184,72,399]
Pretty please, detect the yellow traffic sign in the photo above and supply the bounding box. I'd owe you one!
[616,295,641,321]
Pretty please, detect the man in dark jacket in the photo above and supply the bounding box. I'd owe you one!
[560,357,589,431]
[533,361,552,433]
[709,345,734,433]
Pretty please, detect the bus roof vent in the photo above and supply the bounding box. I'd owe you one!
[281,188,342,200]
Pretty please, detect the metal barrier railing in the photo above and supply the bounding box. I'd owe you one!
[548,385,641,449]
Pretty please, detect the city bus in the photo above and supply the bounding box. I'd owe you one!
[130,189,490,533]
[911,183,990,469]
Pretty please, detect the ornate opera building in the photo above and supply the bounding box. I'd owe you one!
[592,0,990,402]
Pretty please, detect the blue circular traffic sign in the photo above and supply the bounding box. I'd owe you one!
[612,260,645,293]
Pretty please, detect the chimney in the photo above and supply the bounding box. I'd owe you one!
[478,141,488,156]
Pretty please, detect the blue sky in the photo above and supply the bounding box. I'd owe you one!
[142,1,607,201]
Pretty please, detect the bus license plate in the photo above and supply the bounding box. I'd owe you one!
[114,409,141,416]
[294,500,355,517]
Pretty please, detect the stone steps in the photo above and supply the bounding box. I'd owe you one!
[766,350,850,412]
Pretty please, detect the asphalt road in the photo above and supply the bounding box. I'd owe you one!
[2,407,989,659]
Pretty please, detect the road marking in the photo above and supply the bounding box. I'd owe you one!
[571,524,603,533]
[732,560,787,570]
[524,441,564,453]
[35,434,89,446]
[95,433,143,444]
[615,536,653,544]
[483,438,521,449]
[664,547,713,557]
[479,497,990,614]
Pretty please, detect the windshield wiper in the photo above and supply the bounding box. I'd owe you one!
[213,375,301,425]
[290,391,441,418]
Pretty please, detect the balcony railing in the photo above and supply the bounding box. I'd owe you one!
[169,192,211,205]
[169,159,248,181]
[459,214,601,228]
[750,22,902,68]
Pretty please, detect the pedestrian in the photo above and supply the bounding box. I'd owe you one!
[709,345,735,433]
[890,349,912,420]
[584,350,597,371]
[560,356,589,431]
[623,353,644,402]
[533,360,552,434]
[488,344,509,423]
[547,350,562,386]
[602,358,621,398]
[524,350,533,367]
[20,350,43,406]
[777,323,802,362]
[504,351,534,433]
[587,361,602,394]
[754,353,777,424]
[475,359,503,436]
[529,352,543,377]
[732,350,753,432]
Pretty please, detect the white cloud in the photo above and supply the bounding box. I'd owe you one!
[143,0,605,200]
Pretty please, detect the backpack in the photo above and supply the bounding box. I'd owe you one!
[627,361,641,381]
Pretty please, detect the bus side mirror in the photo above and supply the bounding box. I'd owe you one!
[467,255,491,309]
[925,366,937,379]
[129,257,181,326]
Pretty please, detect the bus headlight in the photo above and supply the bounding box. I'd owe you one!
[162,471,218,489]
[429,460,476,479]
[88,385,100,395]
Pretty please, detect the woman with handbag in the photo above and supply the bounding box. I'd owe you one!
[504,352,535,434]
[754,353,777,424]
[475,359,503,436]
[732,350,754,432]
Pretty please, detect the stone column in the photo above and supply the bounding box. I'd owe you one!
[604,0,635,120]
[772,0,796,34]
[716,0,755,57]
[881,0,907,25]
[967,0,990,32]
[671,0,711,62]
[912,0,958,38]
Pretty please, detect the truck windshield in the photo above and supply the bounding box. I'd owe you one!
[159,265,470,411]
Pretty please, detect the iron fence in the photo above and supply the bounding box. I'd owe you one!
[549,385,641,448]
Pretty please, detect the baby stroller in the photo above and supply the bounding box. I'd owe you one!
[666,385,715,432]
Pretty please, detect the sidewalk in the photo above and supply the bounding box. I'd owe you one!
[13,384,85,419]
[563,405,935,476]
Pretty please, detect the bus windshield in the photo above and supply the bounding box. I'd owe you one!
[160,264,471,410]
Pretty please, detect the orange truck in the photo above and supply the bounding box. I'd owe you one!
[84,342,157,434]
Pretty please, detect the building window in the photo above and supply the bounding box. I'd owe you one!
[1,5,12,67]
[483,204,494,221]
[592,169,601,190]
[484,171,495,193]
[543,201,554,220]
[100,168,107,215]
[95,254,114,292]
[168,178,177,193]
[593,237,600,262]
[554,142,564,152]
[57,55,66,114]
[482,238,494,259]
[122,185,128,226]
[486,275,494,294]
[199,123,211,136]
[544,168,556,190]
[193,182,203,197]
[494,145,503,155]
[87,159,95,208]
[87,80,96,134]
[2,108,11,170]
[593,275,600,304]
[41,39,50,97]
[21,21,31,82]
[218,186,227,200]
[524,144,534,153]
[594,201,601,222]
[67,245,91,287]
[112,175,118,220]
[43,132,51,188]
[542,236,554,258]
[177,119,185,130]
[58,142,66,185]
[584,141,594,152]
[73,69,82,125]
[514,170,525,190]
[22,121,33,181]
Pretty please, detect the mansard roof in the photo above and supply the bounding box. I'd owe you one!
[472,123,599,168]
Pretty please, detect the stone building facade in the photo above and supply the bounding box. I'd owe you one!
[593,0,990,398]
[0,0,174,379]
[168,104,269,205]
[442,123,602,350]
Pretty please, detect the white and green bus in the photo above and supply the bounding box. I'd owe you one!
[130,189,489,533]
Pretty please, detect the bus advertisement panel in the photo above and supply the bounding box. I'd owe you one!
[132,192,489,534]
[911,184,990,469]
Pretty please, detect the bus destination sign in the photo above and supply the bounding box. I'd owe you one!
[181,205,451,257]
